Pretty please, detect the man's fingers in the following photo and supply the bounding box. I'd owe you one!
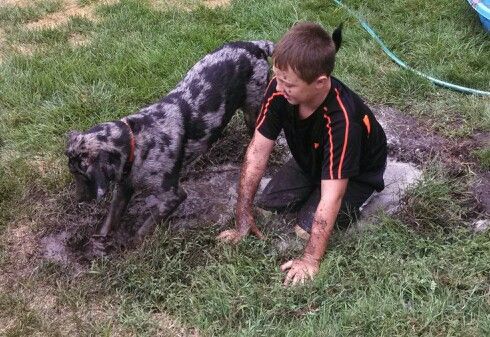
[292,273,304,286]
[283,269,295,286]
[280,260,293,272]
[217,230,232,238]
[217,230,238,243]
[217,230,232,240]
[307,267,315,279]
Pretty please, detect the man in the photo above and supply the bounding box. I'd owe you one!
[218,22,387,286]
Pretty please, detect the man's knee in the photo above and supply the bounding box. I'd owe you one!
[255,191,304,212]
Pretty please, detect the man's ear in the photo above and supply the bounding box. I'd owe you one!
[315,75,330,88]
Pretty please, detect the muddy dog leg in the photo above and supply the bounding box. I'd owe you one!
[87,182,134,257]
[97,182,133,237]
[243,71,270,134]
[135,186,187,242]
[242,100,262,135]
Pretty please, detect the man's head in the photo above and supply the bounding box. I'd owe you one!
[272,22,342,105]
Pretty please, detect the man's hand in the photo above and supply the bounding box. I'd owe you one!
[218,131,273,245]
[217,224,264,244]
[280,255,320,286]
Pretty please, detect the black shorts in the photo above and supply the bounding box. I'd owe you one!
[256,158,379,232]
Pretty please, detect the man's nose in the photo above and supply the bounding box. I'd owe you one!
[276,81,283,92]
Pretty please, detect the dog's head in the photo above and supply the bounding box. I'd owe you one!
[65,125,125,201]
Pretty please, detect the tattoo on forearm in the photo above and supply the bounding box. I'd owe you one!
[304,218,331,261]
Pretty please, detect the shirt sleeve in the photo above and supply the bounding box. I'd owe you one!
[255,78,284,141]
[321,110,361,180]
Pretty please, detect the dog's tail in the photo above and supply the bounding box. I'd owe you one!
[332,23,343,52]
[251,40,274,57]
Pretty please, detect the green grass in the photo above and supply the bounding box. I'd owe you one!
[474,147,490,170]
[83,215,489,336]
[0,0,489,336]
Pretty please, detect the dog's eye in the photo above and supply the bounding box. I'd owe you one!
[69,156,88,174]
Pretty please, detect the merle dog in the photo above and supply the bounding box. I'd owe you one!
[66,40,273,246]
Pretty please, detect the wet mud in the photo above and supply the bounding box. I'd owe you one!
[374,104,490,213]
[6,105,486,273]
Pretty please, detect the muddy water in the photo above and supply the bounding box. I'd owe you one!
[37,156,422,266]
[174,164,241,227]
[40,231,70,263]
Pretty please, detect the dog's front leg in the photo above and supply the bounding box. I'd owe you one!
[135,186,187,243]
[97,181,133,237]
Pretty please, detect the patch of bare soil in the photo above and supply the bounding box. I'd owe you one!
[0,0,32,7]
[12,43,37,56]
[374,104,490,214]
[69,32,91,47]
[25,0,119,30]
[203,0,230,8]
[152,312,201,337]
[150,0,230,11]
[0,28,5,62]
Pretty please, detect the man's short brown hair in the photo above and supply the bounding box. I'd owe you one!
[273,22,337,83]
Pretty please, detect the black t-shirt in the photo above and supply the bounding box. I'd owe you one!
[256,77,387,191]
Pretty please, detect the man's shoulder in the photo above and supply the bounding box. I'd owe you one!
[326,77,370,118]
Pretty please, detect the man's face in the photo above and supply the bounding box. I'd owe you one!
[273,65,318,106]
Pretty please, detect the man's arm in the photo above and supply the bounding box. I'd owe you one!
[281,178,348,285]
[217,131,275,243]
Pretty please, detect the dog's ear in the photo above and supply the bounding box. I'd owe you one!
[65,131,82,157]
[332,23,343,52]
[66,131,81,143]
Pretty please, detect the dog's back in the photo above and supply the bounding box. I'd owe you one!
[178,40,273,159]
[126,40,273,167]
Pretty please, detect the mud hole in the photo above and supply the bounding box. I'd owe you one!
[3,106,489,278]
[375,105,490,213]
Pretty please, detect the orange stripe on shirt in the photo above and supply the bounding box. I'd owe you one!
[334,88,350,179]
[256,92,283,130]
[256,77,277,126]
[323,108,334,180]
[363,114,371,135]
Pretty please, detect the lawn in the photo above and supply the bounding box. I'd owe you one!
[0,0,489,336]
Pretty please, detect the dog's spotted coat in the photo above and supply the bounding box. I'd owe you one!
[66,40,273,243]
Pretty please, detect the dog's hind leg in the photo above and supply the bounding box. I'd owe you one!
[243,65,270,135]
[97,181,133,237]
[242,99,262,136]
[135,186,187,242]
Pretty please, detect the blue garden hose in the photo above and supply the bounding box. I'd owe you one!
[332,0,490,96]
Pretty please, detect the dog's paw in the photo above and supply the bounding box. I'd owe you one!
[85,236,110,259]
[127,234,145,249]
